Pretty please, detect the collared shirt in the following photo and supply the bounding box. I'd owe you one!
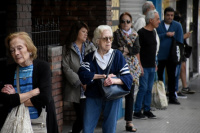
[94,48,113,70]
[122,28,132,35]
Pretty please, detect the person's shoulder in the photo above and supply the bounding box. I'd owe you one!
[114,49,123,57]
[33,59,49,68]
[85,41,96,50]
[138,27,145,33]
[85,51,95,60]
[172,20,182,27]
[134,14,145,21]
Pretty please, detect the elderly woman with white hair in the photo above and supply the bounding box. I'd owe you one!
[78,25,133,133]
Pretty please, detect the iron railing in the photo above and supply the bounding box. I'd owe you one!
[32,18,60,61]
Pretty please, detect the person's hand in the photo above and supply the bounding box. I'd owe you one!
[104,77,115,86]
[155,64,158,72]
[107,73,116,78]
[140,65,144,76]
[1,84,16,94]
[81,84,87,91]
[166,32,175,37]
[184,32,191,39]
[29,88,40,97]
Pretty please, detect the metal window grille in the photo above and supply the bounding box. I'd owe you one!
[32,18,60,61]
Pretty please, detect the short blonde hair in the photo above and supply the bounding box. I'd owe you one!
[92,25,113,46]
[5,32,37,60]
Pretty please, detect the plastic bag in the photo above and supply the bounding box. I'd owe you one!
[151,80,168,109]
[0,103,33,133]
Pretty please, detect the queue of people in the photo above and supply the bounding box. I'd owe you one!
[0,3,195,133]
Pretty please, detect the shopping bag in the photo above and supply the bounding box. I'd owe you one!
[0,103,33,133]
[151,73,168,109]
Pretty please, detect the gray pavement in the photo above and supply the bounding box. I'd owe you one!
[63,75,200,133]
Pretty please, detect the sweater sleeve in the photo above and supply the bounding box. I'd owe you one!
[31,60,52,109]
[0,92,20,107]
[0,64,21,108]
[62,50,81,88]
[115,50,133,90]
[78,53,95,85]
[175,22,184,43]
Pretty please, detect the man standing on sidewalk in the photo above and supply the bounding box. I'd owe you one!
[133,10,160,119]
[156,7,184,105]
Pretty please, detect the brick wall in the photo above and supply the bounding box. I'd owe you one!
[6,0,32,34]
[48,45,63,133]
[31,0,112,131]
[32,0,112,45]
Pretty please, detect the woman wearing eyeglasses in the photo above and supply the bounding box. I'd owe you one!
[78,25,133,133]
[112,12,141,132]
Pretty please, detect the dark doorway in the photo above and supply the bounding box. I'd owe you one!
[0,1,7,85]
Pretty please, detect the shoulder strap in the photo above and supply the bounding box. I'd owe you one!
[16,66,21,94]
[106,49,117,77]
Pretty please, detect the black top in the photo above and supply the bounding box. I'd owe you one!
[138,28,157,68]
[0,59,58,133]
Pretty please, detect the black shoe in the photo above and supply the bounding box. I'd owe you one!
[182,87,195,94]
[143,111,157,119]
[169,99,180,105]
[177,92,187,99]
[133,112,147,120]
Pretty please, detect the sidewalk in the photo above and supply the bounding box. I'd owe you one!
[63,75,200,133]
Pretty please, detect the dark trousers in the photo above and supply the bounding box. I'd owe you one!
[72,99,86,133]
[124,84,135,121]
[157,60,177,100]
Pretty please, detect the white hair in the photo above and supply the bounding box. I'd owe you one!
[145,10,158,24]
[92,25,113,46]
[142,1,154,14]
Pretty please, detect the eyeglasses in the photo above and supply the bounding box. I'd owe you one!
[99,37,113,42]
[120,20,131,24]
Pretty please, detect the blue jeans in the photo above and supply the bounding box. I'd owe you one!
[175,64,181,92]
[83,97,120,133]
[134,67,155,112]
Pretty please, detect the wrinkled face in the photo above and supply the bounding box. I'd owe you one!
[120,15,132,31]
[98,30,112,52]
[9,37,31,67]
[151,12,160,28]
[77,27,88,42]
[164,11,174,24]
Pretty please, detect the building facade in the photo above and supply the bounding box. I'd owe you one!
[0,0,200,132]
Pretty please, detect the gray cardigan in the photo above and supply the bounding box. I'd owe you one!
[62,42,96,103]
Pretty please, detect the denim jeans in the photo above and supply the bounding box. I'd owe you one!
[134,67,155,112]
[83,97,120,133]
[175,64,181,92]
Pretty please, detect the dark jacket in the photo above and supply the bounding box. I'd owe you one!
[0,59,58,133]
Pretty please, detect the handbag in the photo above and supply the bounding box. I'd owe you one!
[16,66,47,133]
[169,38,184,64]
[183,40,192,58]
[97,50,130,101]
[0,103,34,133]
[31,108,47,133]
[151,73,168,109]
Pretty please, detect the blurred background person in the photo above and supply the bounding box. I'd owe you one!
[156,7,184,105]
[112,12,140,132]
[174,11,195,98]
[133,10,160,119]
[62,21,96,133]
